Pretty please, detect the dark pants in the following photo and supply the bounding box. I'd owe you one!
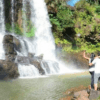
[89,71,94,89]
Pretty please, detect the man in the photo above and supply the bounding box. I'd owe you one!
[89,53,100,91]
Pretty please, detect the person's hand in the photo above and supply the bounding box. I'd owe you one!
[83,51,89,60]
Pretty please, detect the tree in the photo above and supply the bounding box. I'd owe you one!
[87,0,100,5]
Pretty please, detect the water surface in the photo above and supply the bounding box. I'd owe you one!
[0,73,90,100]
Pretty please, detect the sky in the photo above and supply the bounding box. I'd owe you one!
[67,0,80,6]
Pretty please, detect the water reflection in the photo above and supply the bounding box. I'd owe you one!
[0,74,90,100]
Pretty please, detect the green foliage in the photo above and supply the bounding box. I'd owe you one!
[49,0,100,53]
[6,23,35,37]
[6,23,12,32]
[75,1,96,16]
[6,23,23,35]
[57,8,74,28]
[23,20,35,37]
[55,36,100,53]
[14,24,23,35]
[25,27,35,37]
[86,0,95,5]
[49,6,74,38]
[95,6,100,14]
[86,0,100,5]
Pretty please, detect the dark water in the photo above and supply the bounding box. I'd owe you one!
[0,74,90,100]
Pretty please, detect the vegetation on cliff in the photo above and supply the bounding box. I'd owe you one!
[5,0,35,38]
[4,0,100,53]
[48,0,100,53]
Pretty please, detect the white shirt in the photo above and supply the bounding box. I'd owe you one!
[89,58,95,72]
[92,58,100,73]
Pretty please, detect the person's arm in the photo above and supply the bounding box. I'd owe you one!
[89,63,93,66]
[83,51,90,60]
[89,59,96,66]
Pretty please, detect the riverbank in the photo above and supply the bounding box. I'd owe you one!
[59,71,89,100]
[60,85,87,100]
[60,72,100,100]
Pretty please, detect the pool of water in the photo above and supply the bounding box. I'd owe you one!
[0,73,90,100]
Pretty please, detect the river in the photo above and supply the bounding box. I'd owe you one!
[0,72,90,100]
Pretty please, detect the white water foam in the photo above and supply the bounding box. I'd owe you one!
[11,0,14,32]
[18,64,40,77]
[22,0,27,35]
[0,0,5,59]
[30,0,56,61]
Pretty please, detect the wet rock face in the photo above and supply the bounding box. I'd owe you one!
[4,0,31,32]
[2,35,60,77]
[13,37,22,52]
[29,58,45,75]
[4,0,12,24]
[14,0,23,22]
[4,0,22,24]
[3,35,46,77]
[17,56,30,65]
[0,35,20,79]
[28,53,35,58]
[0,60,19,79]
[3,35,17,62]
[16,55,45,75]
[3,35,22,62]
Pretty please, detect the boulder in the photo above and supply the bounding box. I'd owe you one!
[3,35,17,62]
[3,35,13,44]
[13,37,21,52]
[0,60,19,79]
[4,43,16,55]
[6,54,17,62]
[34,54,43,61]
[89,90,100,100]
[16,56,30,65]
[16,56,45,75]
[28,53,35,58]
[29,58,45,75]
[72,89,100,100]
[73,90,89,100]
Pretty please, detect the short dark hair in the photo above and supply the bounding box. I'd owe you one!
[90,53,95,62]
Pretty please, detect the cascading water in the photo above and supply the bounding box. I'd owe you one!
[18,64,39,77]
[28,0,85,75]
[22,0,27,35]
[15,0,40,78]
[30,0,56,61]
[28,0,62,75]
[11,0,14,32]
[16,0,59,77]
[0,0,5,59]
[13,0,85,77]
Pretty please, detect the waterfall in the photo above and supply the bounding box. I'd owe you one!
[16,0,85,77]
[0,0,5,59]
[18,64,39,78]
[11,0,14,32]
[22,0,27,35]
[30,0,56,61]
[16,0,40,77]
